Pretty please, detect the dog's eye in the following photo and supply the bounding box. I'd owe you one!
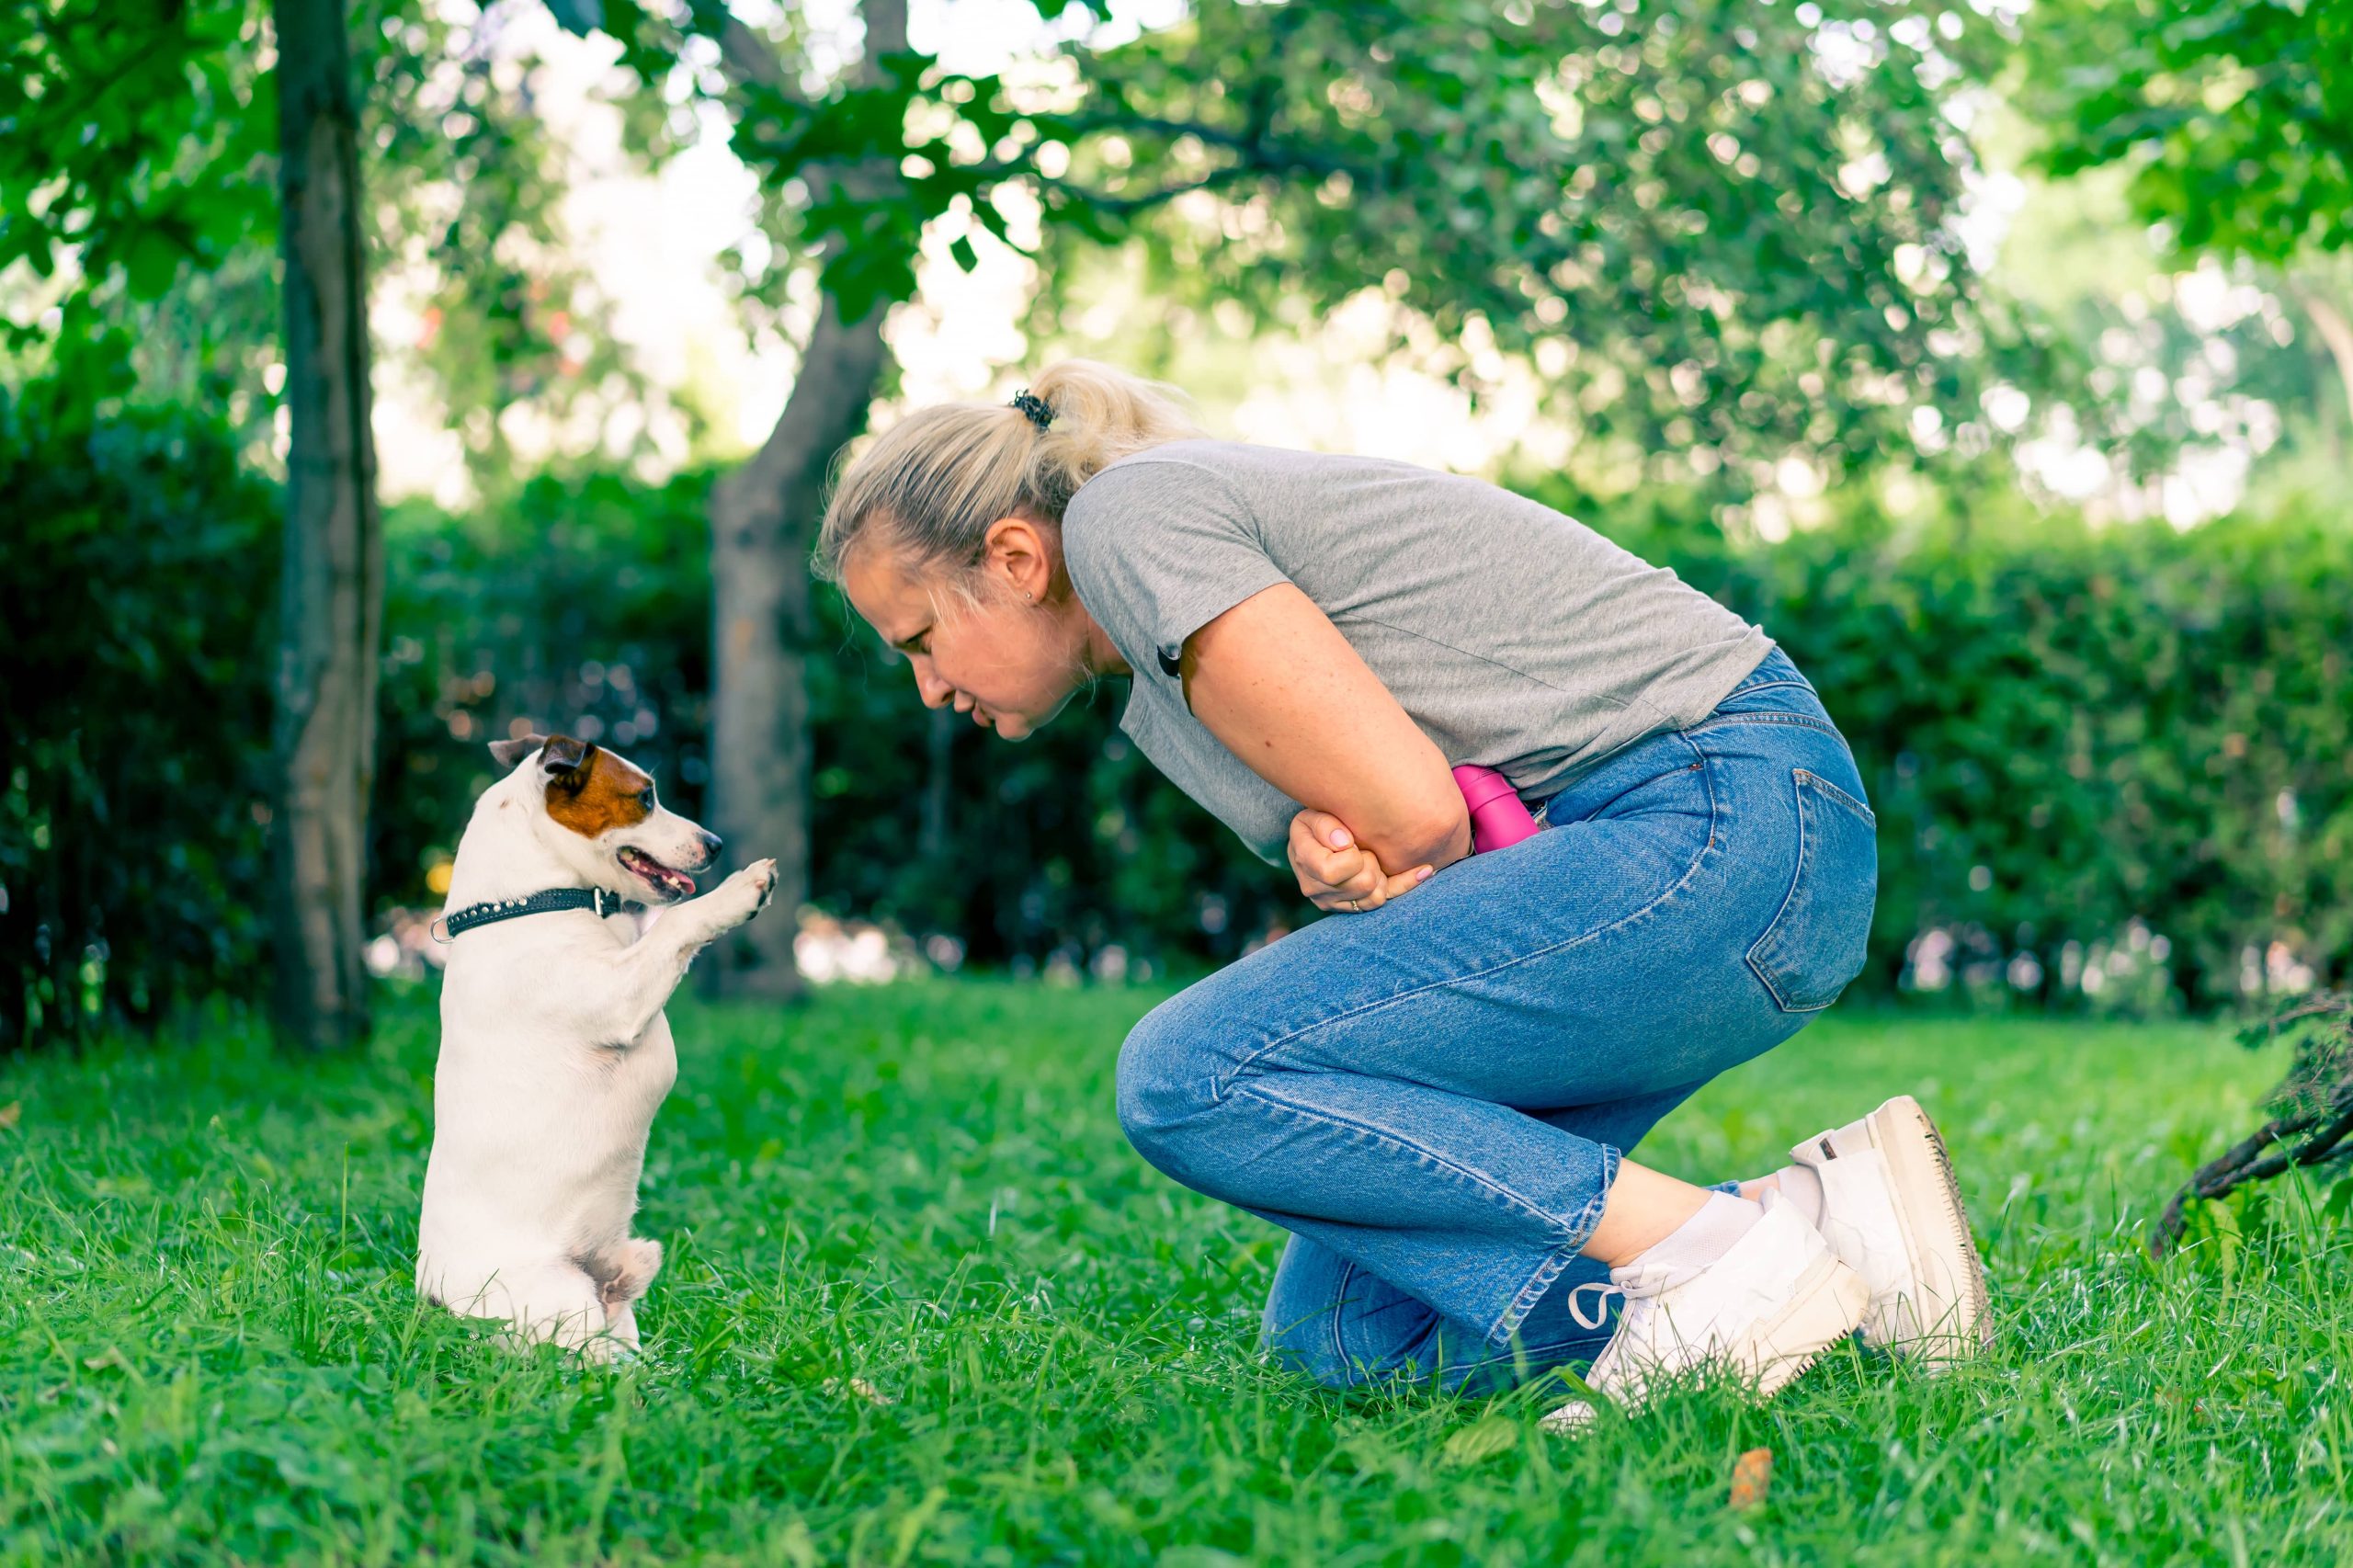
[638,789,655,812]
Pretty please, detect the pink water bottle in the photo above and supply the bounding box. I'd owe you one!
[1452,764,1541,854]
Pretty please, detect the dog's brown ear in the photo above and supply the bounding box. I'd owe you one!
[540,733,595,793]
[489,733,548,768]
[487,733,593,784]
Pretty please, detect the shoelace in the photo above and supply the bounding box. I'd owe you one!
[1566,1280,1624,1331]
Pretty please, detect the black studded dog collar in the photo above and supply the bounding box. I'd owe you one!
[434,887,643,942]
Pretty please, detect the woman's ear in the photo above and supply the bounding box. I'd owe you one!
[984,513,1052,600]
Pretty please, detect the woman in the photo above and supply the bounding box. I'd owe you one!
[814,360,1990,1429]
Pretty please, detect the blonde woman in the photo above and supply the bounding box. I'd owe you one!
[814,361,1990,1428]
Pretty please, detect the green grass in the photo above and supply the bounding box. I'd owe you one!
[4,980,2349,1565]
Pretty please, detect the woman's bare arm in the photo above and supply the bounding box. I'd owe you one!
[1180,583,1473,876]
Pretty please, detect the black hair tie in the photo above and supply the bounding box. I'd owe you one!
[1009,389,1055,430]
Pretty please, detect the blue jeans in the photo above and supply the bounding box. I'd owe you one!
[1115,648,1878,1392]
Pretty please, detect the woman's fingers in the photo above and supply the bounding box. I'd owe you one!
[1337,864,1436,912]
[1301,851,1377,905]
[1287,809,1437,913]
[1309,861,1437,914]
[1289,809,1366,889]
[1384,864,1436,899]
[1291,808,1355,861]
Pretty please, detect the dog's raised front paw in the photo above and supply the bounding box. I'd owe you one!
[700,859,778,932]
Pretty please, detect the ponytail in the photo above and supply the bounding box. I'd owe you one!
[812,359,1205,603]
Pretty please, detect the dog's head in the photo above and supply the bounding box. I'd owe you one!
[487,733,721,904]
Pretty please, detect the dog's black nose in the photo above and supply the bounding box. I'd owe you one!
[699,830,722,862]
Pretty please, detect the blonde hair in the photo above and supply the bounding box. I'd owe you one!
[812,358,1206,607]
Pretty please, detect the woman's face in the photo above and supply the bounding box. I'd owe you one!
[840,520,1090,743]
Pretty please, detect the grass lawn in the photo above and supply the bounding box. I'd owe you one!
[4,978,2349,1565]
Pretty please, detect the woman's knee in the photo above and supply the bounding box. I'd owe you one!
[1113,994,1226,1173]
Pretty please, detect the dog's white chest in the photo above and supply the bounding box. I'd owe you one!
[615,1011,680,1105]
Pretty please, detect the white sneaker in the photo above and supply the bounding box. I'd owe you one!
[1790,1094,1993,1366]
[1539,1192,1870,1435]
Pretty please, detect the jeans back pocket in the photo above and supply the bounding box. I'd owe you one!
[1745,769,1879,1013]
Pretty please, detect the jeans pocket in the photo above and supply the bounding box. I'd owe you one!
[1745,769,1879,1013]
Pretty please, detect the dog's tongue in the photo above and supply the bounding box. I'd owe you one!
[622,847,697,899]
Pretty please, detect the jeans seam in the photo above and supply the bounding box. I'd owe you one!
[1454,1331,1604,1373]
[1330,1260,1358,1373]
[1213,733,1722,1093]
[1721,676,1814,701]
[1795,766,1876,824]
[1228,1079,1581,1238]
[1680,711,1843,739]
[1745,769,1876,1013]
[1745,772,1818,1013]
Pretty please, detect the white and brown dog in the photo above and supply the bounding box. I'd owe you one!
[415,733,776,1358]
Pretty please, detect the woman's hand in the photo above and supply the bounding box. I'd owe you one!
[1288,809,1436,915]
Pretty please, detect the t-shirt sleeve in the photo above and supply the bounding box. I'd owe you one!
[1061,458,1295,686]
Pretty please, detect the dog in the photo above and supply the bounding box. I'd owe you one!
[415,733,777,1358]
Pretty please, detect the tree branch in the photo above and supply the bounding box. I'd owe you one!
[2293,284,2353,429]
[712,13,804,104]
[2151,1007,2353,1256]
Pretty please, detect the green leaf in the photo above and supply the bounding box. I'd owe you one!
[1439,1414,1520,1469]
[122,229,184,301]
[2325,1176,2353,1228]
[542,0,605,37]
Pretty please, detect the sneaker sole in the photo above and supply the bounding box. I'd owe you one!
[1859,1094,1994,1363]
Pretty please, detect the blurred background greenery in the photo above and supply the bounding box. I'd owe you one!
[3,0,2347,1050]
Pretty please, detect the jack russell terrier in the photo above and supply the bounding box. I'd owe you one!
[415,733,776,1358]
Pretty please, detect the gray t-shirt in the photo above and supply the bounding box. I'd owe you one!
[1060,439,1771,867]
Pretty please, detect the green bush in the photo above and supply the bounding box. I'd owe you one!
[373,470,719,913]
[380,469,2351,1009]
[1581,494,2353,1011]
[0,381,279,1048]
[11,418,2338,1040]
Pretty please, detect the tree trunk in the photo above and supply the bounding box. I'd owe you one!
[2294,282,2353,461]
[269,0,382,1050]
[919,704,955,862]
[708,293,892,998]
[705,0,905,1000]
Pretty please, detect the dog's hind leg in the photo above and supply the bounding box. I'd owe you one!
[601,1238,663,1308]
[580,1238,661,1356]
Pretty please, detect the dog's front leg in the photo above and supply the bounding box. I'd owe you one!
[571,858,778,1041]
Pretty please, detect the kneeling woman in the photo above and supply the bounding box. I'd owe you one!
[816,361,1990,1427]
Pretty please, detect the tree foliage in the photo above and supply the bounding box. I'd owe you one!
[2025,0,2353,266]
[702,0,2045,504]
[0,0,275,319]
[2021,0,2353,449]
[0,0,650,480]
